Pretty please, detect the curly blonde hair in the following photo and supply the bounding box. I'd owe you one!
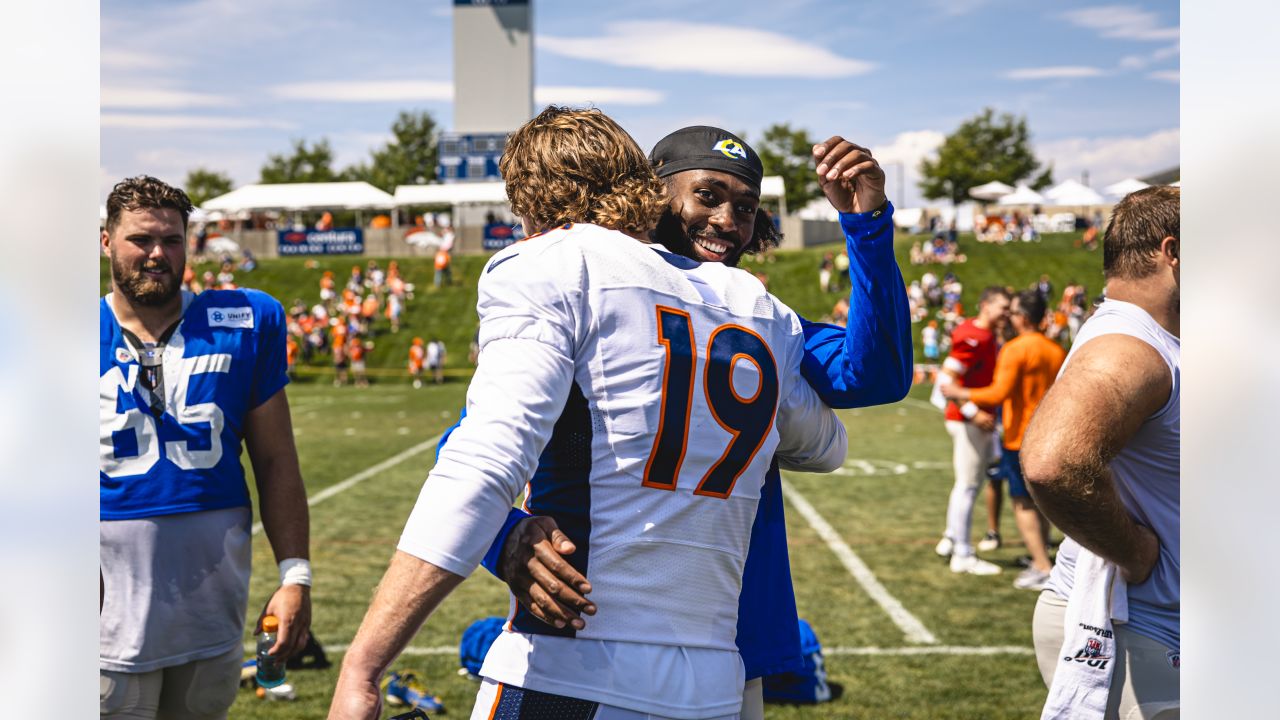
[500,106,668,236]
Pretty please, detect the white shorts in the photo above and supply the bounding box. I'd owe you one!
[1033,591,1179,719]
[100,646,242,720]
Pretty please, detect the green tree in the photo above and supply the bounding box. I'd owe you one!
[343,110,439,193]
[918,107,1053,206]
[753,123,822,214]
[182,167,234,207]
[260,138,339,184]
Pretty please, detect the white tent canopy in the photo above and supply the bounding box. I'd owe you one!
[1103,177,1150,198]
[997,184,1045,206]
[202,182,395,212]
[759,175,785,204]
[393,175,788,208]
[1045,179,1104,206]
[968,180,1015,201]
[394,182,508,206]
[795,197,838,221]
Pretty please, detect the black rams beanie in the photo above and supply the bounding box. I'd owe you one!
[648,126,764,190]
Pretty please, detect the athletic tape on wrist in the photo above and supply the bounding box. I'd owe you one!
[279,558,312,587]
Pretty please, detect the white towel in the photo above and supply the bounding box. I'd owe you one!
[1041,547,1129,720]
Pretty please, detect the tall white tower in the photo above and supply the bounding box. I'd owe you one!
[452,0,533,134]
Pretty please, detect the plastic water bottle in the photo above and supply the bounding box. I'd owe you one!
[256,615,286,688]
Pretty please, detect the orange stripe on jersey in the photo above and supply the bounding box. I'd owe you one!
[517,222,574,243]
[486,682,505,720]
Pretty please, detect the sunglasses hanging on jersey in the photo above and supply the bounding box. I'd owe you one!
[120,318,182,418]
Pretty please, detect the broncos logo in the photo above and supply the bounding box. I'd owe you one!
[713,139,748,160]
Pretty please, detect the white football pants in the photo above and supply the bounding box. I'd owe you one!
[943,419,996,557]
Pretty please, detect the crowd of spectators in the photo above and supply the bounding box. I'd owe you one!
[281,260,425,387]
[909,233,967,266]
[974,211,1040,244]
[911,272,1095,381]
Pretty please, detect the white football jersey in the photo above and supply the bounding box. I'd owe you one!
[398,223,845,717]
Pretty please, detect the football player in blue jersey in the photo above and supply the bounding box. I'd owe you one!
[99,176,312,719]
[478,127,911,715]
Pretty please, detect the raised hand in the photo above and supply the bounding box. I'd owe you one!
[813,137,887,214]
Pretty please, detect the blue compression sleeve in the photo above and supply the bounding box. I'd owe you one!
[798,202,913,409]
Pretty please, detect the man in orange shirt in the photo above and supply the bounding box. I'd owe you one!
[408,338,425,389]
[349,334,369,388]
[942,289,1065,590]
[331,322,349,387]
[286,335,299,379]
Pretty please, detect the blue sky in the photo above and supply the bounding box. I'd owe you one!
[101,0,1179,208]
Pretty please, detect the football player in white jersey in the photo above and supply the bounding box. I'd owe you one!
[329,107,847,720]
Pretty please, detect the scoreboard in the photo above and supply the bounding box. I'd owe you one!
[436,132,507,183]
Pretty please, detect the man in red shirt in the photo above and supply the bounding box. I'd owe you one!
[930,286,1011,574]
[942,290,1066,589]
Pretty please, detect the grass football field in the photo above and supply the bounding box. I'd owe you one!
[101,230,1101,717]
[232,382,1054,719]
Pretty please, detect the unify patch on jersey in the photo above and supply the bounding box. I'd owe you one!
[208,307,254,329]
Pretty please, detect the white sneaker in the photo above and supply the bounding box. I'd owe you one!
[977,530,1002,552]
[1013,567,1051,591]
[934,536,954,557]
[950,554,1002,575]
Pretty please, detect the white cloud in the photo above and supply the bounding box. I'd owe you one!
[925,0,993,16]
[871,130,946,166]
[1005,66,1107,80]
[101,114,296,131]
[101,87,230,110]
[870,130,946,209]
[101,49,177,70]
[1060,5,1179,41]
[534,86,665,106]
[330,132,397,170]
[1116,43,1180,71]
[1037,128,1179,189]
[1148,69,1179,83]
[540,21,876,78]
[270,80,453,103]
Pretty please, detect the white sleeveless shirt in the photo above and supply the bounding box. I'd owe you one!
[1045,299,1180,650]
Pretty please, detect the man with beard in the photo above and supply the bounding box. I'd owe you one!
[465,126,911,716]
[1022,186,1180,719]
[99,176,311,719]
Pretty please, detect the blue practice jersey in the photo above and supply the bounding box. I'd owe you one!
[100,289,290,520]
[470,202,911,679]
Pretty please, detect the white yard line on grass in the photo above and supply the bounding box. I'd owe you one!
[780,478,938,645]
[250,642,1031,657]
[251,432,444,536]
[826,645,1033,656]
